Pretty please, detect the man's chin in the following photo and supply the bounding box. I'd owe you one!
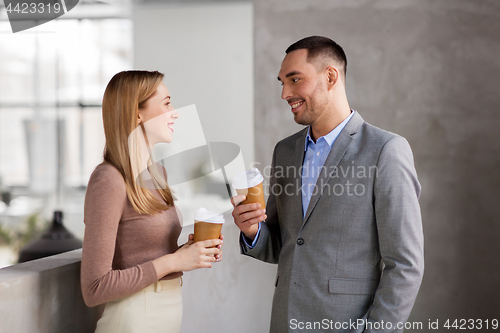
[294,114,311,126]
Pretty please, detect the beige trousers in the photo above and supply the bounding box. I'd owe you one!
[95,278,183,333]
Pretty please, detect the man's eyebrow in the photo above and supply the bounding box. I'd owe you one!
[277,71,302,81]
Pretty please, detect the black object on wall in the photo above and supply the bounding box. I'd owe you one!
[18,210,82,263]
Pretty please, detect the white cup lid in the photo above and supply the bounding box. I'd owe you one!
[194,208,225,223]
[232,168,264,189]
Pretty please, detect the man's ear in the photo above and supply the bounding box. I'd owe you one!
[325,66,339,90]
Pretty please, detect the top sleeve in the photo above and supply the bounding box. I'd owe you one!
[80,164,158,307]
[366,136,424,331]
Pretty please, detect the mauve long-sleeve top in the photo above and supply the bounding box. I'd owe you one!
[80,162,182,307]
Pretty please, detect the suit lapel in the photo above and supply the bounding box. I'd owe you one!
[292,129,307,219]
[302,112,365,226]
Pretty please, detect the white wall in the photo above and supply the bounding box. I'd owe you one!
[133,3,276,333]
[133,2,254,168]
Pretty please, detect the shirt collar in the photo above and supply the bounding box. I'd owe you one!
[304,110,355,151]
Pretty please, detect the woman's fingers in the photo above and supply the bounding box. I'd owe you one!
[216,233,224,249]
[204,247,221,255]
[196,238,222,248]
[215,249,222,262]
[186,239,223,267]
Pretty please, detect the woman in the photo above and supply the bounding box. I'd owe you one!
[81,70,222,333]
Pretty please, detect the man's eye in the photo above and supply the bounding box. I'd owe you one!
[291,78,299,83]
[279,81,284,86]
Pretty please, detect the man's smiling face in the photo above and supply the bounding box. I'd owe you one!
[277,49,329,127]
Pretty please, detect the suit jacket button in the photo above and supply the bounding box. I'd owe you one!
[297,238,304,245]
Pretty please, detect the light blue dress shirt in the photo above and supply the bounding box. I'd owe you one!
[301,110,355,217]
[244,110,355,248]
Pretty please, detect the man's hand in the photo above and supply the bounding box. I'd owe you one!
[231,194,267,242]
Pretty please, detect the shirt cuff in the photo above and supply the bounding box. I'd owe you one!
[242,222,262,249]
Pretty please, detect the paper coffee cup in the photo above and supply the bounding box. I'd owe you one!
[232,168,266,208]
[193,208,224,243]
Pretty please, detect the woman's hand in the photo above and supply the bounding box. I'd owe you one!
[153,235,223,278]
[172,236,222,271]
[215,233,224,262]
[185,233,224,262]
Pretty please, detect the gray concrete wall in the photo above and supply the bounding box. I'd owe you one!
[0,250,102,333]
[254,0,500,330]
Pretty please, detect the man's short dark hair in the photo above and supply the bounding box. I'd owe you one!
[286,36,347,78]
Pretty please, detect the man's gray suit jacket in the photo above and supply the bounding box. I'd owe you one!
[240,112,424,333]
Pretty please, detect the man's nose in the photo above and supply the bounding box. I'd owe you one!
[281,84,291,100]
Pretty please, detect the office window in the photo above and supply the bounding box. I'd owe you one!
[0,18,132,189]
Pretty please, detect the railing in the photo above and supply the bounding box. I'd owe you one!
[0,223,277,333]
[0,249,103,333]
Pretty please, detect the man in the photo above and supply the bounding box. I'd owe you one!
[232,36,424,333]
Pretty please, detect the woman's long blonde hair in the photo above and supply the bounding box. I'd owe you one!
[102,70,174,214]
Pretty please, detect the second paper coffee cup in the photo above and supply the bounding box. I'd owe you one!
[232,168,266,208]
[193,208,224,243]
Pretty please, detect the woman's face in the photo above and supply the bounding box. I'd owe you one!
[138,82,179,145]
